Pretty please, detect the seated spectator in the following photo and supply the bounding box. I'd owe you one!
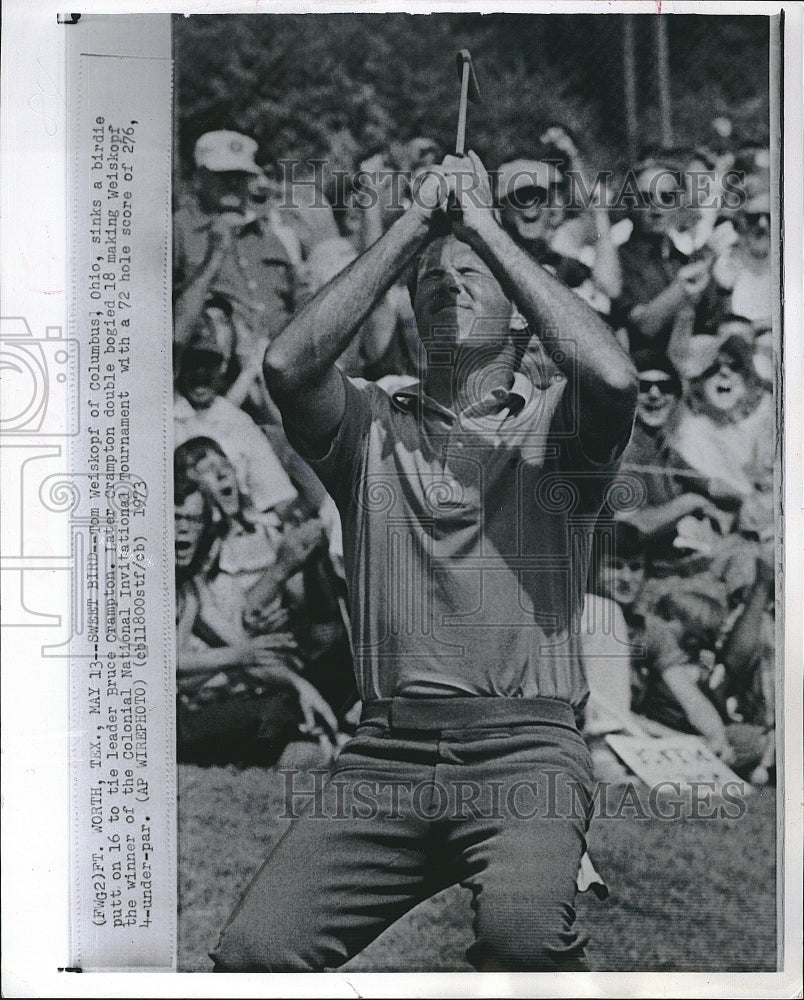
[174,474,339,763]
[671,333,773,535]
[174,436,311,598]
[593,522,774,778]
[173,311,298,515]
[618,351,736,561]
[712,191,773,328]
[175,437,354,708]
[176,292,345,531]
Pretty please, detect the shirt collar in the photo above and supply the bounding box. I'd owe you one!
[391,372,532,422]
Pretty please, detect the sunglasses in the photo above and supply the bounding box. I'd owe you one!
[608,558,645,572]
[704,356,745,378]
[638,378,675,394]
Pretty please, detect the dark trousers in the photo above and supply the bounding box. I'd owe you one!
[212,697,595,972]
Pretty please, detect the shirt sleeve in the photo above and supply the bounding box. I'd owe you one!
[238,418,299,513]
[551,370,633,474]
[300,372,375,512]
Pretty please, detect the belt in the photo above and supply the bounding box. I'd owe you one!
[360,696,577,732]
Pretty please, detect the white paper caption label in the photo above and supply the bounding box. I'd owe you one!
[69,41,175,971]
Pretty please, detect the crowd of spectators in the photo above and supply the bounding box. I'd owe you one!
[172,117,775,779]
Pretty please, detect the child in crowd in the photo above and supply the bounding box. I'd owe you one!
[173,301,298,516]
[174,473,338,762]
[175,438,356,744]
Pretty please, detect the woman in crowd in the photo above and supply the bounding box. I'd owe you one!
[671,332,773,542]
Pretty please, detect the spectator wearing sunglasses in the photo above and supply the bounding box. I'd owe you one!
[712,192,773,327]
[615,349,764,695]
[617,351,730,570]
[496,148,623,328]
[673,334,770,499]
[673,331,774,552]
[496,157,568,261]
[615,162,719,355]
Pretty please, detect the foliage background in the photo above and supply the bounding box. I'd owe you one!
[174,13,771,180]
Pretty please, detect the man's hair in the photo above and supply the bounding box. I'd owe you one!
[611,519,643,559]
[654,589,724,654]
[174,436,230,478]
[174,473,219,581]
[174,471,205,507]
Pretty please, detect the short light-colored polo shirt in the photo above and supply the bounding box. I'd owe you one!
[307,362,628,709]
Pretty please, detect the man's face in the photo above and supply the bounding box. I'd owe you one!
[413,237,511,346]
[192,451,240,517]
[501,184,565,244]
[598,553,645,609]
[702,353,747,413]
[636,369,679,430]
[177,350,226,411]
[174,491,207,569]
[736,209,771,260]
[196,169,252,214]
[635,168,681,237]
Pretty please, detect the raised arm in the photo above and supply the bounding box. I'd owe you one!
[173,213,241,376]
[263,207,432,456]
[541,126,622,299]
[451,151,637,451]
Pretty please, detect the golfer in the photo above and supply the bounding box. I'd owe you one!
[212,151,637,971]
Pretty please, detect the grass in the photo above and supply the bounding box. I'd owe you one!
[177,745,777,973]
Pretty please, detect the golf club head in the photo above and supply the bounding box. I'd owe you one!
[456,49,482,104]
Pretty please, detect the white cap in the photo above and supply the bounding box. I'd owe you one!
[194,131,262,174]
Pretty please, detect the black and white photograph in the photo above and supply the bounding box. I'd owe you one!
[170,9,783,975]
[1,2,802,995]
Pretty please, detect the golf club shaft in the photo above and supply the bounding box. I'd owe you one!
[456,62,470,155]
